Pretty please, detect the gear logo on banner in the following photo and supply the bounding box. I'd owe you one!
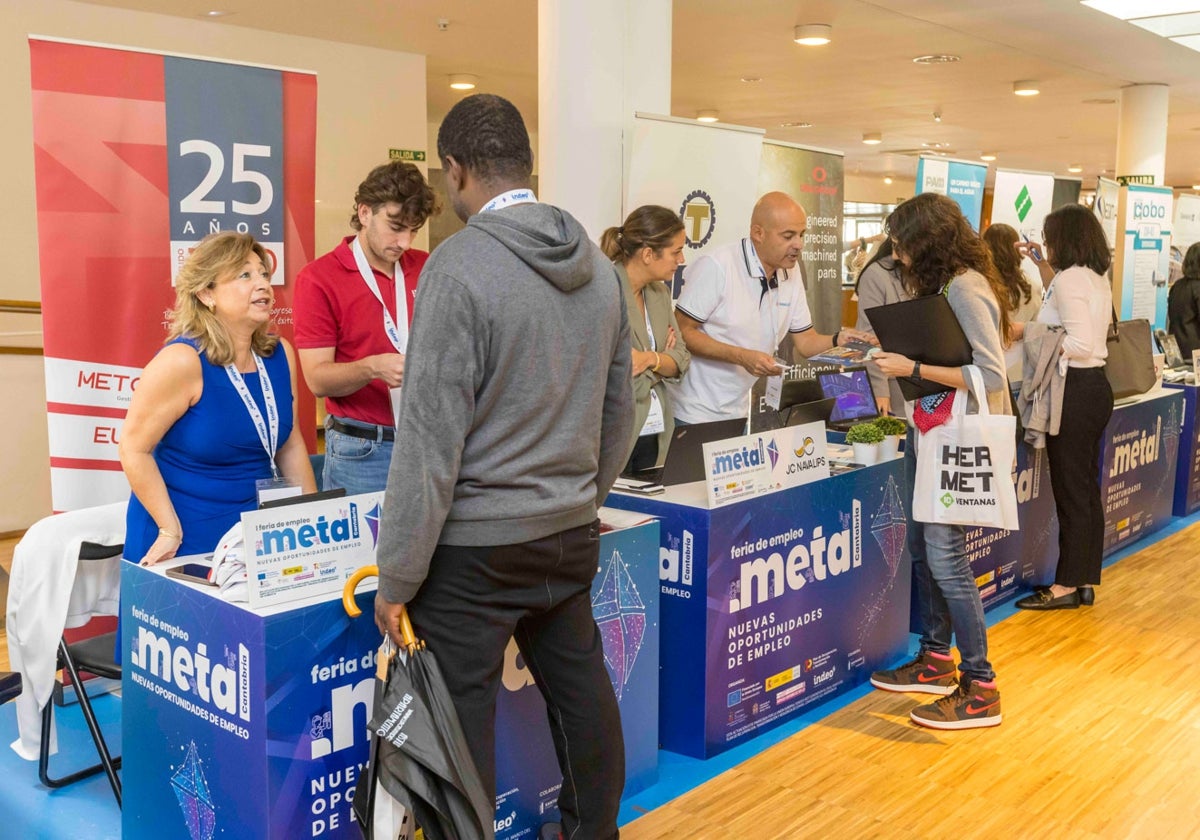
[680,189,717,249]
[1014,184,1034,222]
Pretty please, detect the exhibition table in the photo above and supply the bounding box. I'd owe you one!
[120,521,659,840]
[1164,382,1200,516]
[606,457,912,759]
[1102,388,1183,556]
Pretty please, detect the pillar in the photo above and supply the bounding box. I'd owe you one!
[1115,84,1169,185]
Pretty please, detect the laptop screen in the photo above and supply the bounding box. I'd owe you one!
[817,368,878,424]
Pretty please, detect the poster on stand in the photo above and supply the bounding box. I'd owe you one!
[1101,392,1181,555]
[29,38,317,511]
[992,168,1055,291]
[1173,192,1200,254]
[625,113,763,299]
[915,155,987,230]
[757,141,845,333]
[1094,176,1121,248]
[1114,184,1172,327]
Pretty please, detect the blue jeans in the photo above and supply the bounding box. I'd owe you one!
[323,416,393,496]
[906,428,995,683]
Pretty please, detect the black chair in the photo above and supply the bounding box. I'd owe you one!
[0,672,20,705]
[37,540,123,806]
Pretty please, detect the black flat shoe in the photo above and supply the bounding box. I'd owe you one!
[1078,586,1095,606]
[1015,588,1081,610]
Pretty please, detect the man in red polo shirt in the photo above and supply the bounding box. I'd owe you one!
[294,161,436,495]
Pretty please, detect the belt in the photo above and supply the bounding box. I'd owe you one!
[328,417,395,442]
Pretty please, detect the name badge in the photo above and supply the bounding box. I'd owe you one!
[640,389,666,437]
[390,386,403,427]
[256,476,302,505]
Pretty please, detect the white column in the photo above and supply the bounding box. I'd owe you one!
[1116,84,1169,185]
[538,0,671,239]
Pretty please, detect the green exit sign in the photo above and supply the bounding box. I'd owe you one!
[1117,174,1154,186]
[388,148,426,163]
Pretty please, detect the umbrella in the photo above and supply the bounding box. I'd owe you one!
[343,566,494,840]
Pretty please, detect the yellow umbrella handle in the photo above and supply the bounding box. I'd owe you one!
[342,564,419,651]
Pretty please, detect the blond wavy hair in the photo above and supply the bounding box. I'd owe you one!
[168,232,280,365]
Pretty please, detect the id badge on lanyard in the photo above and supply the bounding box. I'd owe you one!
[224,355,301,504]
[351,237,408,424]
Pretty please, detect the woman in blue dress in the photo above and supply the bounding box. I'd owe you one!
[120,232,316,566]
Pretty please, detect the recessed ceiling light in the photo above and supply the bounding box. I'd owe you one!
[1193,184,1200,190]
[201,9,232,16]
[1068,165,1084,173]
[740,76,762,83]
[793,24,832,46]
[923,141,951,149]
[1082,97,1117,104]
[884,176,894,185]
[862,132,883,145]
[1013,80,1040,96]
[448,73,478,90]
[912,54,961,64]
[779,121,813,128]
[697,109,720,123]
[980,153,997,162]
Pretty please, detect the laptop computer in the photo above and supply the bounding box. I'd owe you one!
[629,417,747,486]
[1154,328,1187,370]
[817,367,881,430]
[783,397,837,428]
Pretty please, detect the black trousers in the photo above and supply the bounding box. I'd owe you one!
[408,520,624,840]
[1045,367,1113,587]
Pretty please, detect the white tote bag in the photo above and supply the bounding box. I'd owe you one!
[912,367,1020,530]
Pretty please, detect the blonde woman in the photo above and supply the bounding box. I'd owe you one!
[120,232,315,567]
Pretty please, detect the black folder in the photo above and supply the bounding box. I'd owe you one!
[865,295,973,400]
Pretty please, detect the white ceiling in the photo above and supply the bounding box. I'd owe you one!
[78,0,1200,188]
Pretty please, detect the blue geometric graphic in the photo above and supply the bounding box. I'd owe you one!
[591,549,647,699]
[171,740,216,840]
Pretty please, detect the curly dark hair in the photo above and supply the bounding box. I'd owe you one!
[886,193,1012,344]
[437,94,533,186]
[1042,203,1111,275]
[349,161,437,231]
[982,223,1033,311]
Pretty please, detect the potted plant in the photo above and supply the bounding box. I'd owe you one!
[873,416,908,458]
[845,421,885,466]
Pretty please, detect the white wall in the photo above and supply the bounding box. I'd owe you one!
[0,0,427,531]
[844,174,916,206]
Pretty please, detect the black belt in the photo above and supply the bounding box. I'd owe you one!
[328,417,395,442]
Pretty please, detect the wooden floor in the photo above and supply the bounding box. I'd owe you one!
[3,526,1199,838]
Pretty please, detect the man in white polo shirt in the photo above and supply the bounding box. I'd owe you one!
[671,191,874,423]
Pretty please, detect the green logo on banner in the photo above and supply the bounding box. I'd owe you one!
[1014,185,1033,222]
[940,492,954,508]
[388,148,426,162]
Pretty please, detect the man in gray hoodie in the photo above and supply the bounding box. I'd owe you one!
[374,94,633,839]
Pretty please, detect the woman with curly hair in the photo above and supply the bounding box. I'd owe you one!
[984,223,1042,382]
[868,193,1010,731]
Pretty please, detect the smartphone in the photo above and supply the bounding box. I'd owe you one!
[1021,233,1043,263]
[166,562,218,587]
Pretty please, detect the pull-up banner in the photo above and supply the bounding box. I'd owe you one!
[29,38,317,511]
[915,155,987,231]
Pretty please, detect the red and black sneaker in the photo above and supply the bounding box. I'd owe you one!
[869,650,957,695]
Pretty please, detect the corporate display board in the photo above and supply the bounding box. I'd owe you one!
[1114,184,1173,328]
[1094,176,1121,248]
[625,113,763,299]
[992,169,1055,292]
[757,141,845,334]
[29,38,317,511]
[915,155,987,231]
[1173,192,1200,254]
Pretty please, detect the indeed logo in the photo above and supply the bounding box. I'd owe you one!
[1133,202,1166,220]
[129,628,250,722]
[729,501,863,612]
[256,504,361,556]
[712,441,767,476]
[1109,418,1161,478]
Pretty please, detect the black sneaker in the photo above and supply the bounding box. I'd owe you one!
[869,651,957,695]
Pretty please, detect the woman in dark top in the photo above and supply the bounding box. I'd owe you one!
[1168,242,1200,358]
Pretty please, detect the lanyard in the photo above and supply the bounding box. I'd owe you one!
[224,353,280,479]
[351,237,407,354]
[481,188,538,213]
[743,239,782,342]
[642,296,657,352]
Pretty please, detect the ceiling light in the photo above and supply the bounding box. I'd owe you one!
[1068,165,1084,173]
[793,24,832,46]
[884,176,894,185]
[448,73,478,90]
[1193,184,1200,190]
[201,9,232,16]
[933,110,942,122]
[980,153,997,161]
[1082,97,1117,104]
[862,132,882,145]
[780,121,813,128]
[696,110,720,123]
[912,54,961,64]
[740,76,762,83]
[1013,80,1040,96]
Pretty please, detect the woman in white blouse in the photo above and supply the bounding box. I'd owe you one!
[1013,205,1114,610]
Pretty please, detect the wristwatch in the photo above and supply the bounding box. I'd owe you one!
[912,361,922,380]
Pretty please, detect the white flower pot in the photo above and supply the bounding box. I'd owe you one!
[878,435,899,460]
[852,441,880,466]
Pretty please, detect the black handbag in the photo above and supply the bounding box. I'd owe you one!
[1105,315,1156,399]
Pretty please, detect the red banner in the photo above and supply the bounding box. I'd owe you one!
[30,39,317,511]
